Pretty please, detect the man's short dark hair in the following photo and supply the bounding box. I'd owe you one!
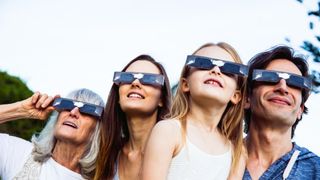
[244,45,310,138]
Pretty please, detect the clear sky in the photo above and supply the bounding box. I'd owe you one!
[1,0,319,154]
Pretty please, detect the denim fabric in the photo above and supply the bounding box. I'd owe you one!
[243,143,320,180]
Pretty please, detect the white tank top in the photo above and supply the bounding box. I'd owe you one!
[166,137,232,180]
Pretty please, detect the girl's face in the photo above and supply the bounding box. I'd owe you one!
[118,60,163,116]
[182,46,241,106]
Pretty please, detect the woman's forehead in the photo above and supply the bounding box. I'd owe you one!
[126,60,161,74]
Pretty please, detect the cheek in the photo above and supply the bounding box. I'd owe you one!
[57,113,66,122]
[225,78,238,93]
[118,86,132,105]
[82,119,97,136]
[147,88,162,105]
[292,89,303,104]
[118,86,127,99]
[251,87,272,109]
[54,114,64,131]
[153,89,162,100]
[186,73,203,91]
[189,71,203,82]
[85,117,97,129]
[249,89,261,107]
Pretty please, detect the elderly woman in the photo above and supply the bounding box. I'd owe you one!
[0,88,104,180]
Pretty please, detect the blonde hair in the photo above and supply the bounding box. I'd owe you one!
[169,42,246,173]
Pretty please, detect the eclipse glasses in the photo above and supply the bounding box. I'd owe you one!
[113,71,165,87]
[185,55,248,77]
[52,98,104,118]
[252,69,312,90]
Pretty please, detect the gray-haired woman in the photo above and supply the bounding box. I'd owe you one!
[0,88,104,180]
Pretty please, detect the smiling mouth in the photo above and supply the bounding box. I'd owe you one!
[127,92,145,99]
[204,79,223,87]
[268,98,291,106]
[62,121,78,129]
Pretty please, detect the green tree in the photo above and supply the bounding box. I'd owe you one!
[291,0,320,93]
[0,71,46,140]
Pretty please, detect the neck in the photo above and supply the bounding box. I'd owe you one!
[118,113,158,180]
[187,100,226,131]
[246,119,293,167]
[52,141,86,173]
[125,112,158,153]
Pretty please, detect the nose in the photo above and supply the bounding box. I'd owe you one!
[274,79,289,95]
[131,78,142,88]
[209,65,222,75]
[70,107,80,118]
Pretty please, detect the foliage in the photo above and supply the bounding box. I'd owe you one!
[294,0,320,93]
[0,71,46,140]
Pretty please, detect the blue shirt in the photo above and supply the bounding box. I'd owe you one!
[243,143,320,180]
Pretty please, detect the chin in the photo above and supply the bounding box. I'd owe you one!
[268,114,294,123]
[55,132,77,142]
[122,102,151,111]
[125,107,157,116]
[124,108,147,114]
[197,93,228,103]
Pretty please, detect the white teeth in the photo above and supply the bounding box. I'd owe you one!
[206,81,219,85]
[205,80,220,87]
[128,93,143,98]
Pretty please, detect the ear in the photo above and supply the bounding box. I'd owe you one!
[297,104,304,120]
[181,78,190,93]
[158,99,163,107]
[230,90,241,104]
[244,96,251,109]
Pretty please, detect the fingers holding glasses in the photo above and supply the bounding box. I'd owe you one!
[22,92,59,120]
[31,91,41,104]
[35,93,49,109]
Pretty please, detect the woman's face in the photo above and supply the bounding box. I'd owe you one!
[183,46,241,106]
[54,107,97,146]
[118,60,163,116]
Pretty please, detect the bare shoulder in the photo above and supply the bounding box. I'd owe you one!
[151,119,182,141]
[143,120,182,179]
[154,119,181,133]
[151,119,183,149]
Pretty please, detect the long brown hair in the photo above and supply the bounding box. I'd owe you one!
[169,42,246,173]
[94,55,172,180]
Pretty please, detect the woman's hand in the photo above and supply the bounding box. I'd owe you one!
[19,92,59,120]
[0,92,59,123]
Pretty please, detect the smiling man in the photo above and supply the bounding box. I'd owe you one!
[243,45,320,180]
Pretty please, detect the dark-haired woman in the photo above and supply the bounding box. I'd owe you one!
[94,55,172,180]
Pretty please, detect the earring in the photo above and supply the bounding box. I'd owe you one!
[121,128,125,138]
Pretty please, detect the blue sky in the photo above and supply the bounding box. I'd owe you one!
[1,0,319,154]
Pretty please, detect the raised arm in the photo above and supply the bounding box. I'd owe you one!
[0,92,58,124]
[142,120,181,180]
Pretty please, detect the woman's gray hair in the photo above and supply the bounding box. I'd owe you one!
[31,88,104,179]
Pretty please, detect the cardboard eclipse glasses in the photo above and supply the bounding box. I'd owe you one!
[252,69,312,90]
[113,71,165,87]
[185,55,249,77]
[52,98,104,118]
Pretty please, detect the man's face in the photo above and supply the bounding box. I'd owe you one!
[248,59,304,128]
